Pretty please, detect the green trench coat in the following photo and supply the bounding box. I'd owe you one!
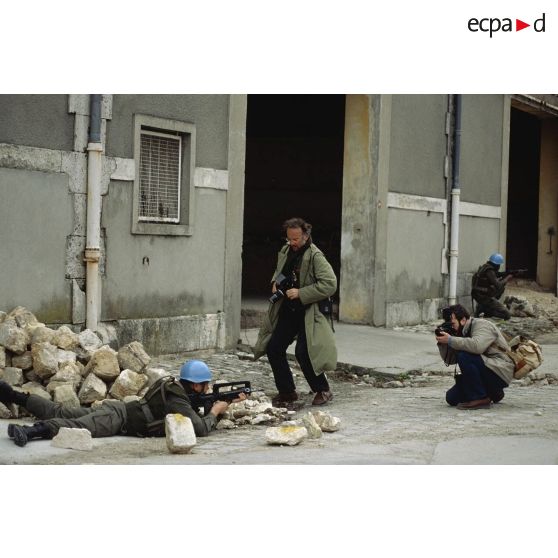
[253,243,338,375]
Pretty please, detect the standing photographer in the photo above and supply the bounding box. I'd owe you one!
[436,304,515,409]
[253,217,337,407]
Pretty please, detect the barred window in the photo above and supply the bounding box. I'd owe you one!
[132,114,196,236]
[139,131,181,223]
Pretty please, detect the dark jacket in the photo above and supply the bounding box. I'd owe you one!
[125,380,218,437]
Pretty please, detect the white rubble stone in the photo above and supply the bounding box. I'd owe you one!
[311,410,341,432]
[83,346,120,382]
[31,342,60,379]
[7,306,39,328]
[53,361,82,383]
[265,425,308,446]
[530,370,546,381]
[29,325,56,345]
[78,373,107,404]
[0,402,12,419]
[250,414,276,425]
[52,427,93,451]
[0,318,29,354]
[383,380,405,388]
[144,368,170,387]
[117,341,151,372]
[165,414,196,454]
[301,412,323,439]
[11,351,33,370]
[20,382,51,400]
[0,311,6,323]
[3,367,24,386]
[0,346,5,368]
[78,329,103,352]
[52,326,80,351]
[54,384,81,408]
[109,369,148,400]
[216,419,236,429]
[47,380,78,396]
[57,349,77,366]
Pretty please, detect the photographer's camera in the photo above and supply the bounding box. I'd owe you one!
[435,306,453,336]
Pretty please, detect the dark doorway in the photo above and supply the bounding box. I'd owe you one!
[242,94,345,299]
[506,107,540,277]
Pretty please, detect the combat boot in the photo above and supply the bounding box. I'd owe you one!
[0,380,29,406]
[7,422,53,447]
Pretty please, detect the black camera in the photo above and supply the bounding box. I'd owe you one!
[435,306,453,336]
[269,273,292,304]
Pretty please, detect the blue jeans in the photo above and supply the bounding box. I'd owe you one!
[446,352,508,405]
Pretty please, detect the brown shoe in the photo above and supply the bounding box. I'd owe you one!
[312,391,333,406]
[490,390,505,403]
[271,391,299,407]
[457,397,491,410]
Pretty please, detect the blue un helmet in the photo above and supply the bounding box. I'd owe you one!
[179,360,212,383]
[488,253,504,266]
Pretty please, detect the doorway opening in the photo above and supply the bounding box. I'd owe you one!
[506,106,540,277]
[241,94,345,320]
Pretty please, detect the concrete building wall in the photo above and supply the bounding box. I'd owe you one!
[106,95,229,168]
[0,94,246,354]
[0,95,74,152]
[537,119,558,290]
[389,94,447,198]
[340,94,510,327]
[460,95,506,206]
[0,167,73,322]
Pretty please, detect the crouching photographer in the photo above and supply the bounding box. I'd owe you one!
[435,304,515,410]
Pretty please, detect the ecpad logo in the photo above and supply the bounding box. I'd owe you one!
[468,12,546,37]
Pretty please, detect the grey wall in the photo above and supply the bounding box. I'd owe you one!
[386,208,444,301]
[0,167,73,321]
[341,94,508,327]
[106,95,229,169]
[460,95,505,205]
[101,180,227,320]
[389,95,447,197]
[0,95,74,151]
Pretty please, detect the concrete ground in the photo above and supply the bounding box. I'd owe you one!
[2,322,558,465]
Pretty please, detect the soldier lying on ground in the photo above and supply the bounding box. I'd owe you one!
[0,359,245,447]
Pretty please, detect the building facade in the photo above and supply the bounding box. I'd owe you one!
[1,94,556,353]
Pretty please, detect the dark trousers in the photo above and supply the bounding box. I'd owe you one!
[446,352,508,406]
[267,305,330,394]
[474,296,511,320]
[26,394,128,437]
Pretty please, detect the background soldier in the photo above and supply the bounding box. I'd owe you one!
[471,253,512,320]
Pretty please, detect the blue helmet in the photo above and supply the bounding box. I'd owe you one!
[179,360,212,383]
[488,253,504,266]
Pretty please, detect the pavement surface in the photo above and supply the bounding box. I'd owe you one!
[2,322,558,465]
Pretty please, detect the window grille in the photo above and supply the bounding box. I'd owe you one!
[139,131,181,223]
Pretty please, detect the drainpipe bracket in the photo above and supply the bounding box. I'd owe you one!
[87,142,103,153]
[84,248,101,263]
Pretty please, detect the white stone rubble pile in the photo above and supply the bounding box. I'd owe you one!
[0,306,165,419]
[265,410,341,446]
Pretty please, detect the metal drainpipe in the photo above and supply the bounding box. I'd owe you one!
[84,94,103,331]
[448,94,462,305]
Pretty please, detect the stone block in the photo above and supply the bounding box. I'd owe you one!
[311,410,341,432]
[165,414,196,454]
[265,425,308,446]
[54,384,81,408]
[117,341,151,372]
[31,342,59,380]
[52,427,93,451]
[109,369,148,400]
[84,346,120,382]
